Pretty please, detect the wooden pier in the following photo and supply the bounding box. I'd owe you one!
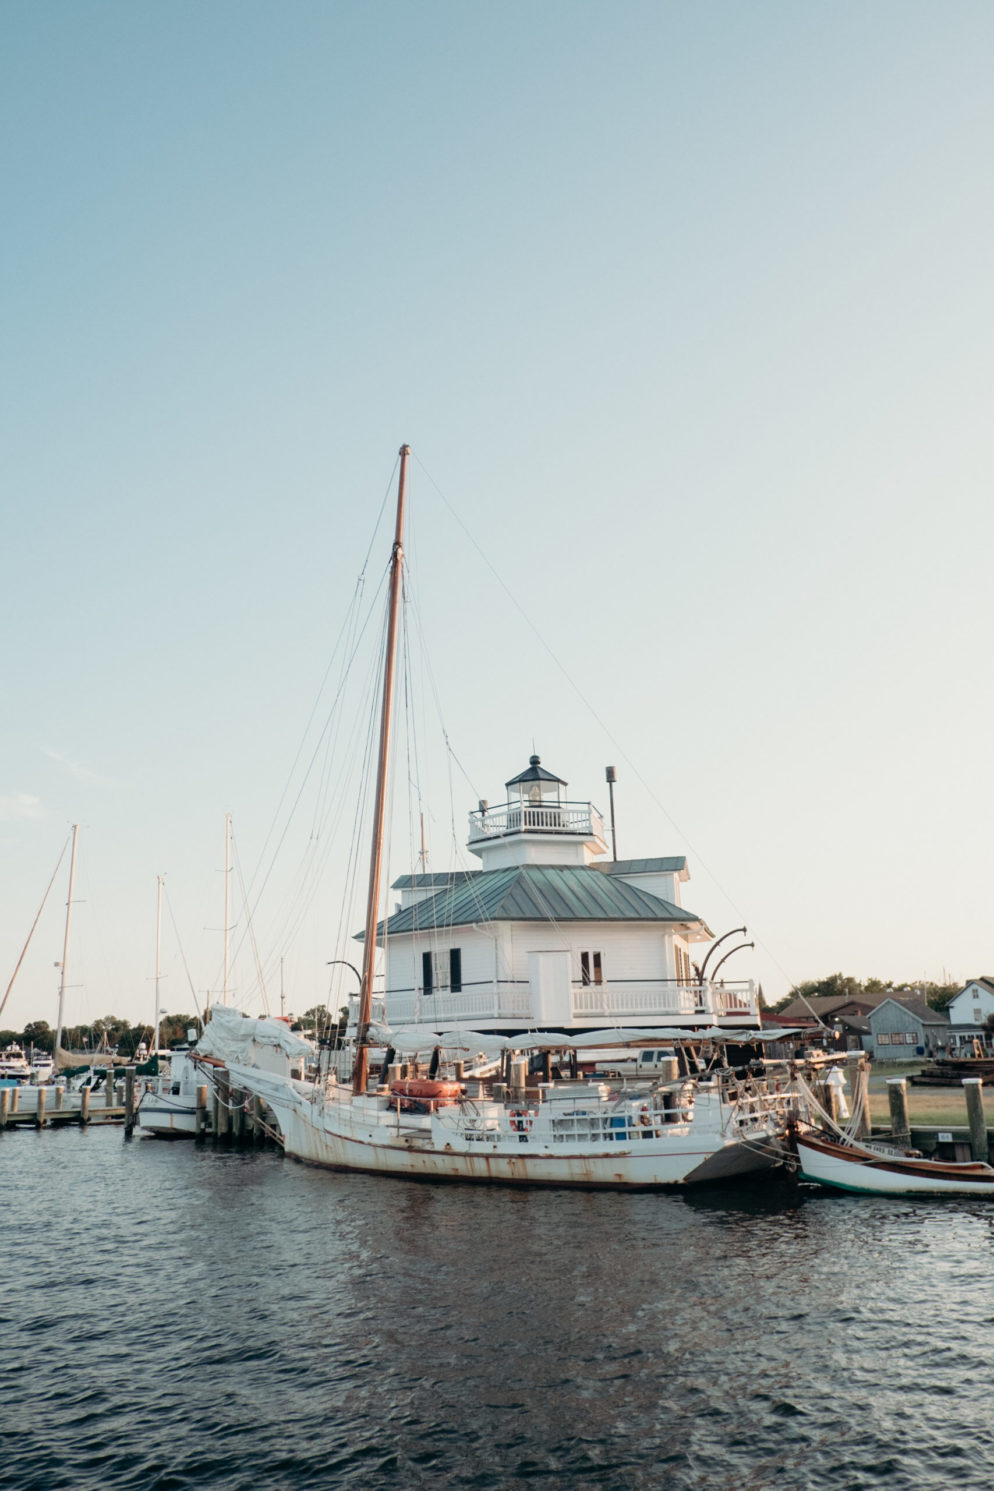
[0,1067,137,1131]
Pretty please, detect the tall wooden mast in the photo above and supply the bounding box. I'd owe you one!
[353,444,410,1095]
[53,823,79,1063]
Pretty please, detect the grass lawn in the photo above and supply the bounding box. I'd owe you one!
[863,1062,989,1129]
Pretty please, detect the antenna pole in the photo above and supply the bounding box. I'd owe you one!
[605,766,618,861]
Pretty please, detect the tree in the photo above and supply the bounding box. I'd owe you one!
[22,1020,54,1053]
[773,974,961,1015]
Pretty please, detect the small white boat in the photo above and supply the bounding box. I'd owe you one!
[0,1043,32,1083]
[135,1045,204,1137]
[795,1129,994,1197]
[136,1010,314,1138]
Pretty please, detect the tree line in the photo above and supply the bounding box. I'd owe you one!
[1,1004,349,1056]
[765,971,961,1015]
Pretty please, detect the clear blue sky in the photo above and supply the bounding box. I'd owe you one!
[3,1,993,1033]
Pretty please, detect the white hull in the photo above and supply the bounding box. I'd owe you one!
[136,1096,199,1138]
[235,1067,788,1189]
[796,1135,994,1197]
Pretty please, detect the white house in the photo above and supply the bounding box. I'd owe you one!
[946,977,994,1050]
[366,754,760,1036]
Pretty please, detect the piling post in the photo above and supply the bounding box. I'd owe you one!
[196,1085,208,1142]
[231,1087,245,1143]
[10,1087,19,1116]
[104,1071,115,1110]
[252,1094,265,1146]
[54,1085,65,1113]
[886,1077,910,1148]
[215,1070,231,1143]
[0,1088,10,1129]
[79,1086,91,1125]
[963,1078,988,1162]
[822,1079,840,1125]
[124,1067,137,1136]
[36,1086,47,1128]
[845,1053,871,1137]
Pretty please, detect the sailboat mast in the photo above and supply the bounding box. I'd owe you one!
[353,443,410,1095]
[154,875,163,1053]
[53,823,79,1060]
[223,812,231,1006]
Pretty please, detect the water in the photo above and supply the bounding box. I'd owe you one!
[2,1128,992,1491]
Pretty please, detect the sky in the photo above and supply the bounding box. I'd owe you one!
[3,1,993,1035]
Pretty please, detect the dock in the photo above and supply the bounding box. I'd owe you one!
[0,1068,138,1131]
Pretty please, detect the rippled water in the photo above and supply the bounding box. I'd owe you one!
[2,1127,993,1490]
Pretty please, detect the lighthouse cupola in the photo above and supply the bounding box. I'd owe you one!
[467,754,607,869]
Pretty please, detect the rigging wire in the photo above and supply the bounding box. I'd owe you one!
[412,450,802,1002]
[1,831,70,1021]
[231,827,271,1015]
[162,883,203,1021]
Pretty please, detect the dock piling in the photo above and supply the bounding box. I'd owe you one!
[963,1078,988,1162]
[124,1067,137,1136]
[886,1077,910,1148]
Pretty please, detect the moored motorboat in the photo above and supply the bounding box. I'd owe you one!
[795,1128,994,1197]
[0,1043,32,1084]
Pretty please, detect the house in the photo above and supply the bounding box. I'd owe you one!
[945,978,994,1051]
[867,997,949,1060]
[772,993,888,1026]
[365,754,761,1036]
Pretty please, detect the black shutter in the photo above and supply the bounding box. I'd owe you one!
[422,951,433,995]
[449,947,462,993]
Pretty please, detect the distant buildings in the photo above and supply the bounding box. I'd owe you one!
[767,980,994,1060]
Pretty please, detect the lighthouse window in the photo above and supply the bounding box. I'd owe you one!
[422,949,463,995]
[580,951,603,986]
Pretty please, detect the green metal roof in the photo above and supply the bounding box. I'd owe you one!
[367,863,704,939]
[599,857,688,876]
[391,872,478,890]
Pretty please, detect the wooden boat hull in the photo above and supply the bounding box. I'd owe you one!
[796,1132,994,1196]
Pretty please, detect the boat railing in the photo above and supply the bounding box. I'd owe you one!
[467,800,605,843]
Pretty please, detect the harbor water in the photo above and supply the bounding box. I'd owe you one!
[2,1127,992,1490]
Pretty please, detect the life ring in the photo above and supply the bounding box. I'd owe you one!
[510,1110,533,1133]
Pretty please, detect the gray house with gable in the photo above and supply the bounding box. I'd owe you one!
[867,996,949,1060]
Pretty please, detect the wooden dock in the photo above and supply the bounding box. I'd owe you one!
[0,1068,138,1131]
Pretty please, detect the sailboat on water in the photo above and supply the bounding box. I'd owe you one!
[224,445,816,1188]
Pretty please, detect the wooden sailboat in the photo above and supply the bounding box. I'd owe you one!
[222,446,815,1188]
[795,1129,994,1197]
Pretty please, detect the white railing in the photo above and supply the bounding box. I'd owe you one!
[467,801,605,843]
[571,982,703,1019]
[385,979,758,1027]
[386,984,532,1026]
[712,982,756,1018]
